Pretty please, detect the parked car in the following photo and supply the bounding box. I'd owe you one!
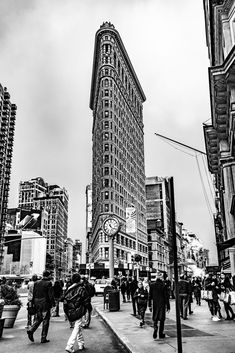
[94,279,108,295]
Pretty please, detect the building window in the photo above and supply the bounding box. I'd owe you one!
[104,179,109,187]
[104,155,109,163]
[104,204,109,212]
[105,247,109,259]
[104,79,109,87]
[104,144,109,151]
[104,132,109,140]
[104,89,109,97]
[104,167,109,175]
[104,191,109,199]
[104,121,109,129]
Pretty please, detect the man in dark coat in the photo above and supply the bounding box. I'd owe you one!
[129,276,138,316]
[81,275,95,328]
[148,271,170,339]
[178,273,190,320]
[27,270,55,344]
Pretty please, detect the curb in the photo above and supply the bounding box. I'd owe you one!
[94,306,134,353]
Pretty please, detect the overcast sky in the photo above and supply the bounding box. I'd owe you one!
[1,0,217,264]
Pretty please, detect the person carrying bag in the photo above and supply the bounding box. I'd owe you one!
[64,273,89,352]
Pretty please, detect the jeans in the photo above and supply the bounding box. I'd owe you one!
[66,318,84,349]
[179,294,189,319]
[52,298,60,316]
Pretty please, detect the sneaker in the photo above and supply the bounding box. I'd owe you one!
[212,316,220,321]
[140,322,144,327]
[78,344,84,351]
[65,347,74,353]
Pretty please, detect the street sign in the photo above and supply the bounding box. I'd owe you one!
[86,263,94,269]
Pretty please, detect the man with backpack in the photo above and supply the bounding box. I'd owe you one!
[64,273,89,352]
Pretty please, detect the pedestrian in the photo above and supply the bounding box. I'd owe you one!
[219,273,235,320]
[111,277,118,289]
[64,273,89,352]
[120,278,127,303]
[178,273,190,320]
[52,280,63,317]
[81,275,95,328]
[148,271,170,339]
[26,274,38,329]
[164,275,171,299]
[143,277,150,292]
[188,276,194,315]
[126,278,131,302]
[192,277,202,306]
[0,277,7,298]
[205,274,221,321]
[27,270,55,344]
[129,276,138,316]
[134,280,148,327]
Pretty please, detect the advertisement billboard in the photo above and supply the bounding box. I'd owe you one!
[126,207,136,234]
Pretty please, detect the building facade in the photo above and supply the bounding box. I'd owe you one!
[146,176,172,274]
[89,22,148,273]
[85,184,92,264]
[18,178,68,279]
[203,0,235,274]
[0,85,17,267]
[18,177,47,209]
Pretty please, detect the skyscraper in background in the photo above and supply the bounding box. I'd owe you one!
[18,177,68,278]
[0,85,17,266]
[89,22,148,273]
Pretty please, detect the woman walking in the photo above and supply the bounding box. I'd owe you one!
[219,273,235,320]
[134,280,148,327]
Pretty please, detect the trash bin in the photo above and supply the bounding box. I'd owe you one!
[0,318,5,338]
[108,290,120,312]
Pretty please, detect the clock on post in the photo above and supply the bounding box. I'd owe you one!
[102,216,120,237]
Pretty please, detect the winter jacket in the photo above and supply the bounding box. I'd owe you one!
[63,283,89,322]
[134,287,148,306]
[33,277,55,311]
[149,279,170,322]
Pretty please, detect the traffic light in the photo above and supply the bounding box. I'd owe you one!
[134,254,141,262]
[131,255,134,262]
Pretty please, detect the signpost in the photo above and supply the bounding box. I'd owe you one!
[169,177,183,353]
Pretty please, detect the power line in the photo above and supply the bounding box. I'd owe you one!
[154,132,206,155]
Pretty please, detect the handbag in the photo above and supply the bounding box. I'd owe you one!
[219,292,225,301]
[201,289,212,300]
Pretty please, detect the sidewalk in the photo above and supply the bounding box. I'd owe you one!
[94,296,235,353]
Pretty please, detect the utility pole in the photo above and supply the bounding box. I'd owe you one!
[169,177,183,353]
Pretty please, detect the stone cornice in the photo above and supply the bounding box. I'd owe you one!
[203,124,219,174]
[209,46,235,138]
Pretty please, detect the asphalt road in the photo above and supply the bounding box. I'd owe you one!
[0,296,128,353]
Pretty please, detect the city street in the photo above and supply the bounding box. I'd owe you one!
[0,295,128,353]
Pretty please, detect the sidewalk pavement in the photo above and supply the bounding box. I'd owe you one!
[94,296,235,353]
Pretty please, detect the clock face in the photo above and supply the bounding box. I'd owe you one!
[103,217,120,236]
